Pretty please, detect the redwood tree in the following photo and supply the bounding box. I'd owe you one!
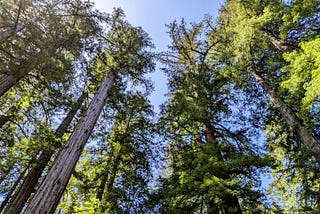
[24,68,117,214]
[24,8,155,213]
[2,91,87,214]
[216,0,320,162]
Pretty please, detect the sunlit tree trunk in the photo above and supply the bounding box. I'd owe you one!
[250,69,320,163]
[265,32,298,52]
[3,91,87,214]
[24,69,116,214]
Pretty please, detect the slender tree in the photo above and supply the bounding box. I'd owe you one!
[215,0,320,210]
[24,68,117,214]
[0,1,103,208]
[266,113,320,212]
[24,8,154,213]
[0,168,27,213]
[216,0,320,162]
[2,91,87,214]
[58,93,155,213]
[0,79,76,202]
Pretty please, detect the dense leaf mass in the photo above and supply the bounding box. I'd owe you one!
[0,0,319,213]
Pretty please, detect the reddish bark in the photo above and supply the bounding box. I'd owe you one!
[3,91,87,214]
[24,69,116,214]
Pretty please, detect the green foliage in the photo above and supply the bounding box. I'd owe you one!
[87,8,155,94]
[1,0,319,213]
[0,2,155,212]
[0,0,101,86]
[155,18,270,213]
[58,93,156,213]
[265,114,320,212]
[217,0,320,211]
[281,37,320,122]
[281,0,320,40]
[158,141,269,213]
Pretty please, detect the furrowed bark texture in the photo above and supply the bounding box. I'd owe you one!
[0,73,19,98]
[3,91,87,214]
[24,69,116,214]
[251,70,320,162]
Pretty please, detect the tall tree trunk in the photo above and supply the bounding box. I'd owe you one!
[101,155,121,213]
[106,156,120,193]
[96,154,114,202]
[3,91,87,214]
[250,69,320,163]
[203,123,242,214]
[24,69,116,214]
[96,173,108,202]
[0,73,20,98]
[0,167,27,213]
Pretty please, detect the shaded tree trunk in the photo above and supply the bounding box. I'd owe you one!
[101,155,121,213]
[250,69,320,163]
[3,91,87,214]
[203,123,242,214]
[0,167,27,213]
[24,69,116,214]
[96,154,114,202]
[96,173,108,201]
[0,73,20,98]
[106,156,120,193]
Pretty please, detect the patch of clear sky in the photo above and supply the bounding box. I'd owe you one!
[92,0,225,111]
[93,0,273,200]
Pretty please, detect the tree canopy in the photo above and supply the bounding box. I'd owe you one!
[0,0,319,213]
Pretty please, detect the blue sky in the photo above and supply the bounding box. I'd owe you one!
[93,0,225,110]
[92,0,271,201]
